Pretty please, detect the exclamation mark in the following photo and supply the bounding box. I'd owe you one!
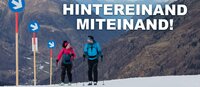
[170,19,174,30]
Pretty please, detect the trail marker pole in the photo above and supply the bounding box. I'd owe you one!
[29,21,40,86]
[33,33,37,86]
[15,12,19,86]
[48,40,56,85]
[50,49,53,85]
[8,0,25,86]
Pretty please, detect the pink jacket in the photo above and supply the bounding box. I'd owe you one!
[57,47,76,61]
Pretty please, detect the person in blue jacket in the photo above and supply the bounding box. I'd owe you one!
[83,35,103,86]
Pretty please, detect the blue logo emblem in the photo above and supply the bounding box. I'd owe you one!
[28,21,40,33]
[8,0,25,12]
[48,41,56,49]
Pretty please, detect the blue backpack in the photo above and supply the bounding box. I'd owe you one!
[87,43,99,57]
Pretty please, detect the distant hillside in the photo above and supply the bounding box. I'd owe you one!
[100,0,200,80]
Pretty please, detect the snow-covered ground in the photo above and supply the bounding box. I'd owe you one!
[4,75,200,87]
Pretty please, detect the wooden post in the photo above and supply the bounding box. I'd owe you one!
[15,12,19,86]
[50,49,53,85]
[33,33,37,86]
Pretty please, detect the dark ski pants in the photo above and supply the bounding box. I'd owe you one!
[61,63,72,83]
[88,59,98,82]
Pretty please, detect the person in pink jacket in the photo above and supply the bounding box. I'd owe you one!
[56,41,76,85]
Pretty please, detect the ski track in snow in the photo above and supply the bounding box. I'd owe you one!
[3,75,200,87]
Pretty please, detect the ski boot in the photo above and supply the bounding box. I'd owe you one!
[88,81,93,86]
[94,82,98,85]
[60,82,65,86]
[68,82,72,86]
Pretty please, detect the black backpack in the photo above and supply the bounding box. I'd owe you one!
[62,54,71,64]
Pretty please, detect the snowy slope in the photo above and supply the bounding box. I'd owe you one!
[4,75,200,87]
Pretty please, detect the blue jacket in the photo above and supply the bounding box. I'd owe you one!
[84,42,102,60]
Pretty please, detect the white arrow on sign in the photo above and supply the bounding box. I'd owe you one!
[11,0,23,10]
[48,42,55,48]
[30,23,39,31]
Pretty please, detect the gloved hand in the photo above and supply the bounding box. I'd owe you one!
[100,55,104,62]
[83,54,86,61]
[83,54,86,58]
[70,54,75,57]
[56,59,59,66]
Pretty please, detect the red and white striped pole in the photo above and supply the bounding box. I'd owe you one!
[33,32,37,86]
[8,0,25,86]
[50,49,53,85]
[48,40,56,85]
[15,12,19,86]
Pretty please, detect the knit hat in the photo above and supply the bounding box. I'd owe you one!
[88,35,94,41]
[62,41,69,48]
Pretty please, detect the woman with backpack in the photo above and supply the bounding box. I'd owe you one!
[56,41,76,86]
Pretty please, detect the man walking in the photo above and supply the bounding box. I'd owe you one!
[83,36,103,85]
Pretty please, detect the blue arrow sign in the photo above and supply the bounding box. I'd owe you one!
[28,21,40,33]
[48,40,56,49]
[8,0,25,12]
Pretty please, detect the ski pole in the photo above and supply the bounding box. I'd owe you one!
[82,70,84,86]
[75,69,77,87]
[74,67,76,86]
[56,61,59,84]
[102,59,105,85]
[83,58,85,86]
[74,62,77,87]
